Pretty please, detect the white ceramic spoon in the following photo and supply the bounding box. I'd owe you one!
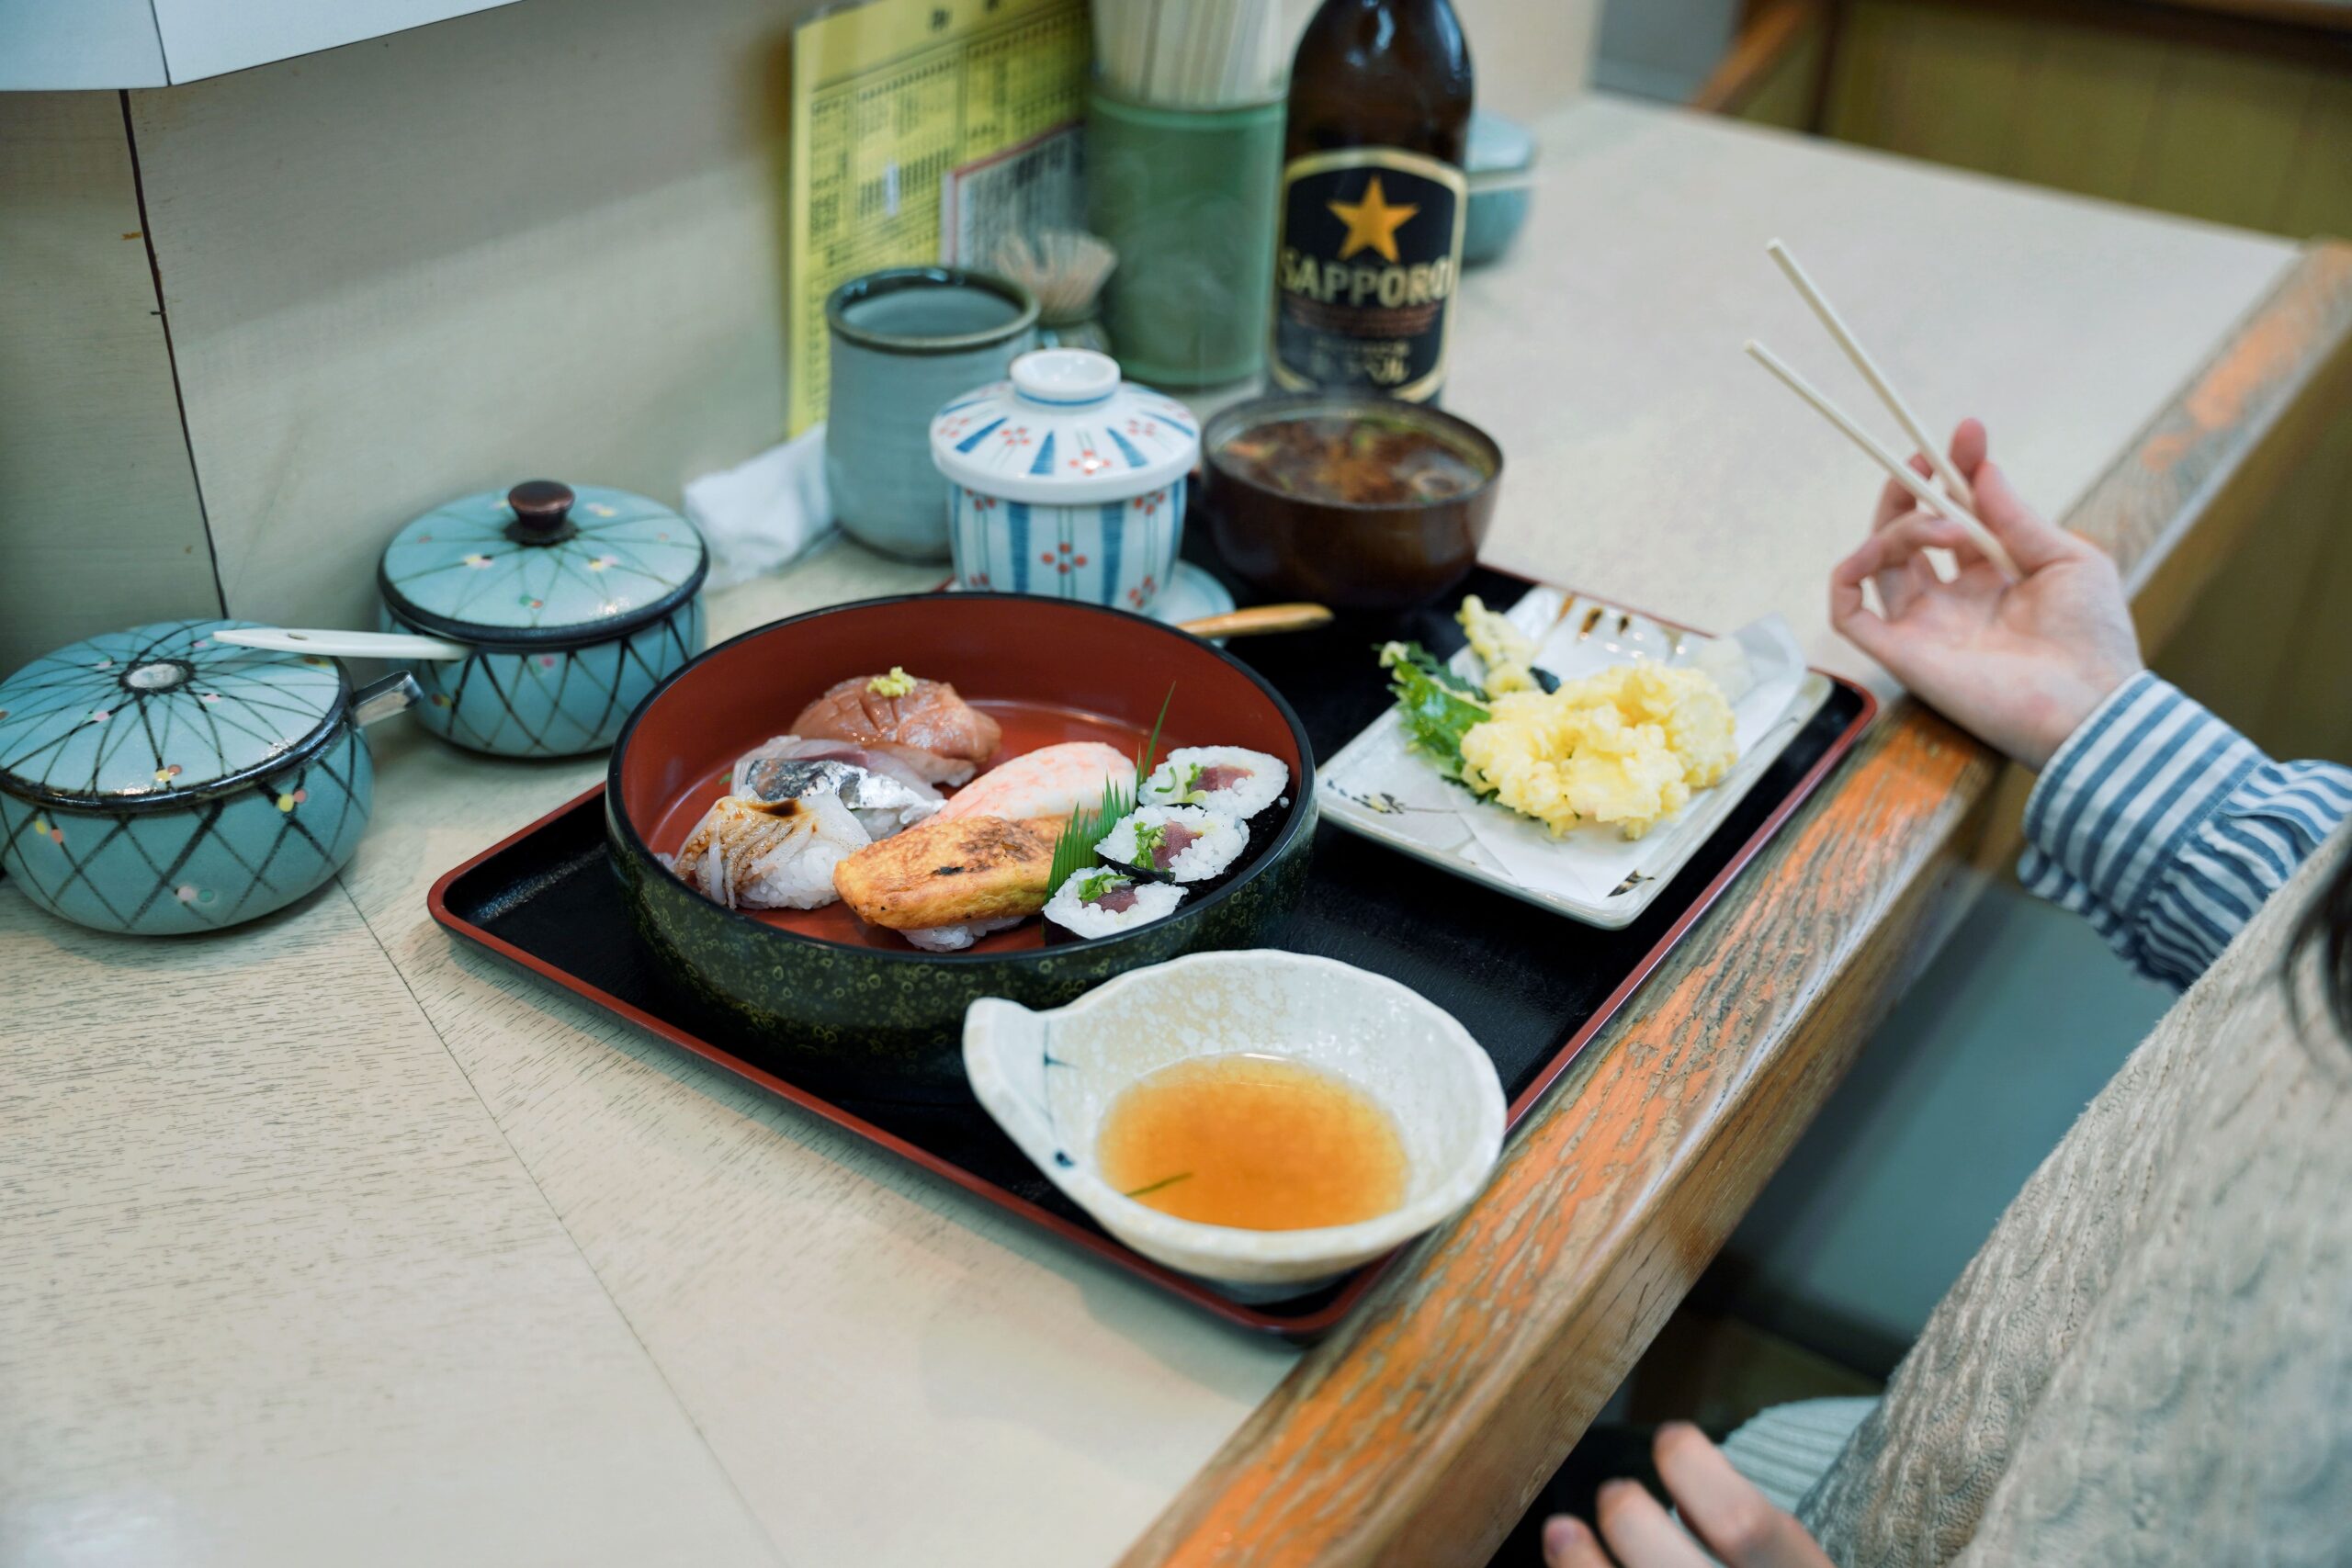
[210,626,474,660]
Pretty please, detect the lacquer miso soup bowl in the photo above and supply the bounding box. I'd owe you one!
[1202,392,1502,611]
[965,950,1508,1298]
[605,593,1317,1104]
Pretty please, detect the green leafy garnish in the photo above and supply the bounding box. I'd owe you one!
[1128,820,1170,869]
[1048,775,1135,891]
[1158,760,1207,805]
[1073,868,1125,903]
[1123,1171,1193,1200]
[1379,640,1491,784]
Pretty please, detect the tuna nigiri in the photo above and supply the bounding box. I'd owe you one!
[933,741,1133,825]
[788,672,1002,785]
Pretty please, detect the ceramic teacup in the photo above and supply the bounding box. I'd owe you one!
[963,949,1506,1299]
[827,268,1038,561]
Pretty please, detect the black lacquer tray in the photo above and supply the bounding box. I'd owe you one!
[431,563,1873,1340]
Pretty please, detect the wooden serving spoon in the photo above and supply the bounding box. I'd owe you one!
[1175,604,1332,640]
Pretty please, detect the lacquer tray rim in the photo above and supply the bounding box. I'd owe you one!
[424,583,1877,1341]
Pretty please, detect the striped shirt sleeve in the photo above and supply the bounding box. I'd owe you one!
[2018,671,2352,989]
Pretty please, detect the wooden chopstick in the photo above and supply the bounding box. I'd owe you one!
[1746,340,2024,582]
[1766,239,1976,513]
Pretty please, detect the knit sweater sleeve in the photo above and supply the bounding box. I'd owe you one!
[2018,671,2352,988]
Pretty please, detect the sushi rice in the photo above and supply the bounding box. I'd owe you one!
[1044,867,1186,939]
[1138,746,1288,821]
[1097,805,1247,885]
[900,915,1024,953]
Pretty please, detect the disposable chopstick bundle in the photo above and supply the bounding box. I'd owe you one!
[1091,0,1283,107]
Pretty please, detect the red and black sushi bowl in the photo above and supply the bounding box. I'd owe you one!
[605,594,1317,1103]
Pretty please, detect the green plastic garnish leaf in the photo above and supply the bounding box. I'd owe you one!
[1135,682,1176,785]
[1048,775,1136,891]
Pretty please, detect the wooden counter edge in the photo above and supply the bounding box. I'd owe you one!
[1690,0,1831,120]
[1115,241,2352,1568]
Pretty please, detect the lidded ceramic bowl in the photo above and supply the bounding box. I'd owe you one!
[379,479,707,757]
[1463,110,1536,267]
[0,619,418,934]
[930,349,1200,614]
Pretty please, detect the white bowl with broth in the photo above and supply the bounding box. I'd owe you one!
[963,950,1506,1297]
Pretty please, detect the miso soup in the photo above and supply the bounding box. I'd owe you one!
[1215,413,1488,507]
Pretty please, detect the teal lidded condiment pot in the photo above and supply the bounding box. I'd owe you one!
[0,620,419,934]
[379,479,707,757]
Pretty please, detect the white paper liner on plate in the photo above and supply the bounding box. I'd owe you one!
[1319,587,1811,917]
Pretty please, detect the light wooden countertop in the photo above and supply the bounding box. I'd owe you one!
[4,95,2344,1568]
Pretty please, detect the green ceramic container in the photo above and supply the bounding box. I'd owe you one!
[605,593,1317,1102]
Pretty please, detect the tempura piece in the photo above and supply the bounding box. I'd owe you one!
[1459,663,1736,840]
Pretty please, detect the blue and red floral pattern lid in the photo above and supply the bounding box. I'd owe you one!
[0,620,346,809]
[379,480,706,644]
[930,349,1199,506]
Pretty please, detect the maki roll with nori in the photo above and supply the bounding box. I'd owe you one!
[1043,866,1186,942]
[1137,746,1289,822]
[1097,805,1248,885]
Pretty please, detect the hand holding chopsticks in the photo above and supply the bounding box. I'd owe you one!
[1824,418,2146,769]
[1746,239,2023,583]
[1745,340,2024,583]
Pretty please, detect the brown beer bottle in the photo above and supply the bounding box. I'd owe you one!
[1271,0,1474,403]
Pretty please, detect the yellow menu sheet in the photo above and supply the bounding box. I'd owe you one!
[786,0,1091,434]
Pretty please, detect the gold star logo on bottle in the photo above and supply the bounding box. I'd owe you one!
[1327,175,1419,264]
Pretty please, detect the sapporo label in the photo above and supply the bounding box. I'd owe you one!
[1271,146,1468,402]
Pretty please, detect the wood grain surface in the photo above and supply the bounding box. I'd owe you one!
[1113,243,2352,1568]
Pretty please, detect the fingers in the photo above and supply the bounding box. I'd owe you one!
[1653,1425,1836,1568]
[1947,417,1987,482]
[1872,452,1935,530]
[1830,524,1950,676]
[1594,1479,1713,1567]
[1970,459,2078,573]
[1838,513,1977,615]
[1543,1515,1615,1568]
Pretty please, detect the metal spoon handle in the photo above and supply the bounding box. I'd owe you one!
[211,626,474,660]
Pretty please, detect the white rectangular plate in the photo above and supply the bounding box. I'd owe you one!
[1315,588,1831,930]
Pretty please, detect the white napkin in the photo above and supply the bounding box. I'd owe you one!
[684,423,836,589]
[1453,607,1808,905]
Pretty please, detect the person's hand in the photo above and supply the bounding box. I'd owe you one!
[1828,418,2143,770]
[1543,1423,1833,1568]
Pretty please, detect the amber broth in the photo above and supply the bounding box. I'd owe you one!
[1215,413,1488,506]
[1097,1055,1408,1230]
